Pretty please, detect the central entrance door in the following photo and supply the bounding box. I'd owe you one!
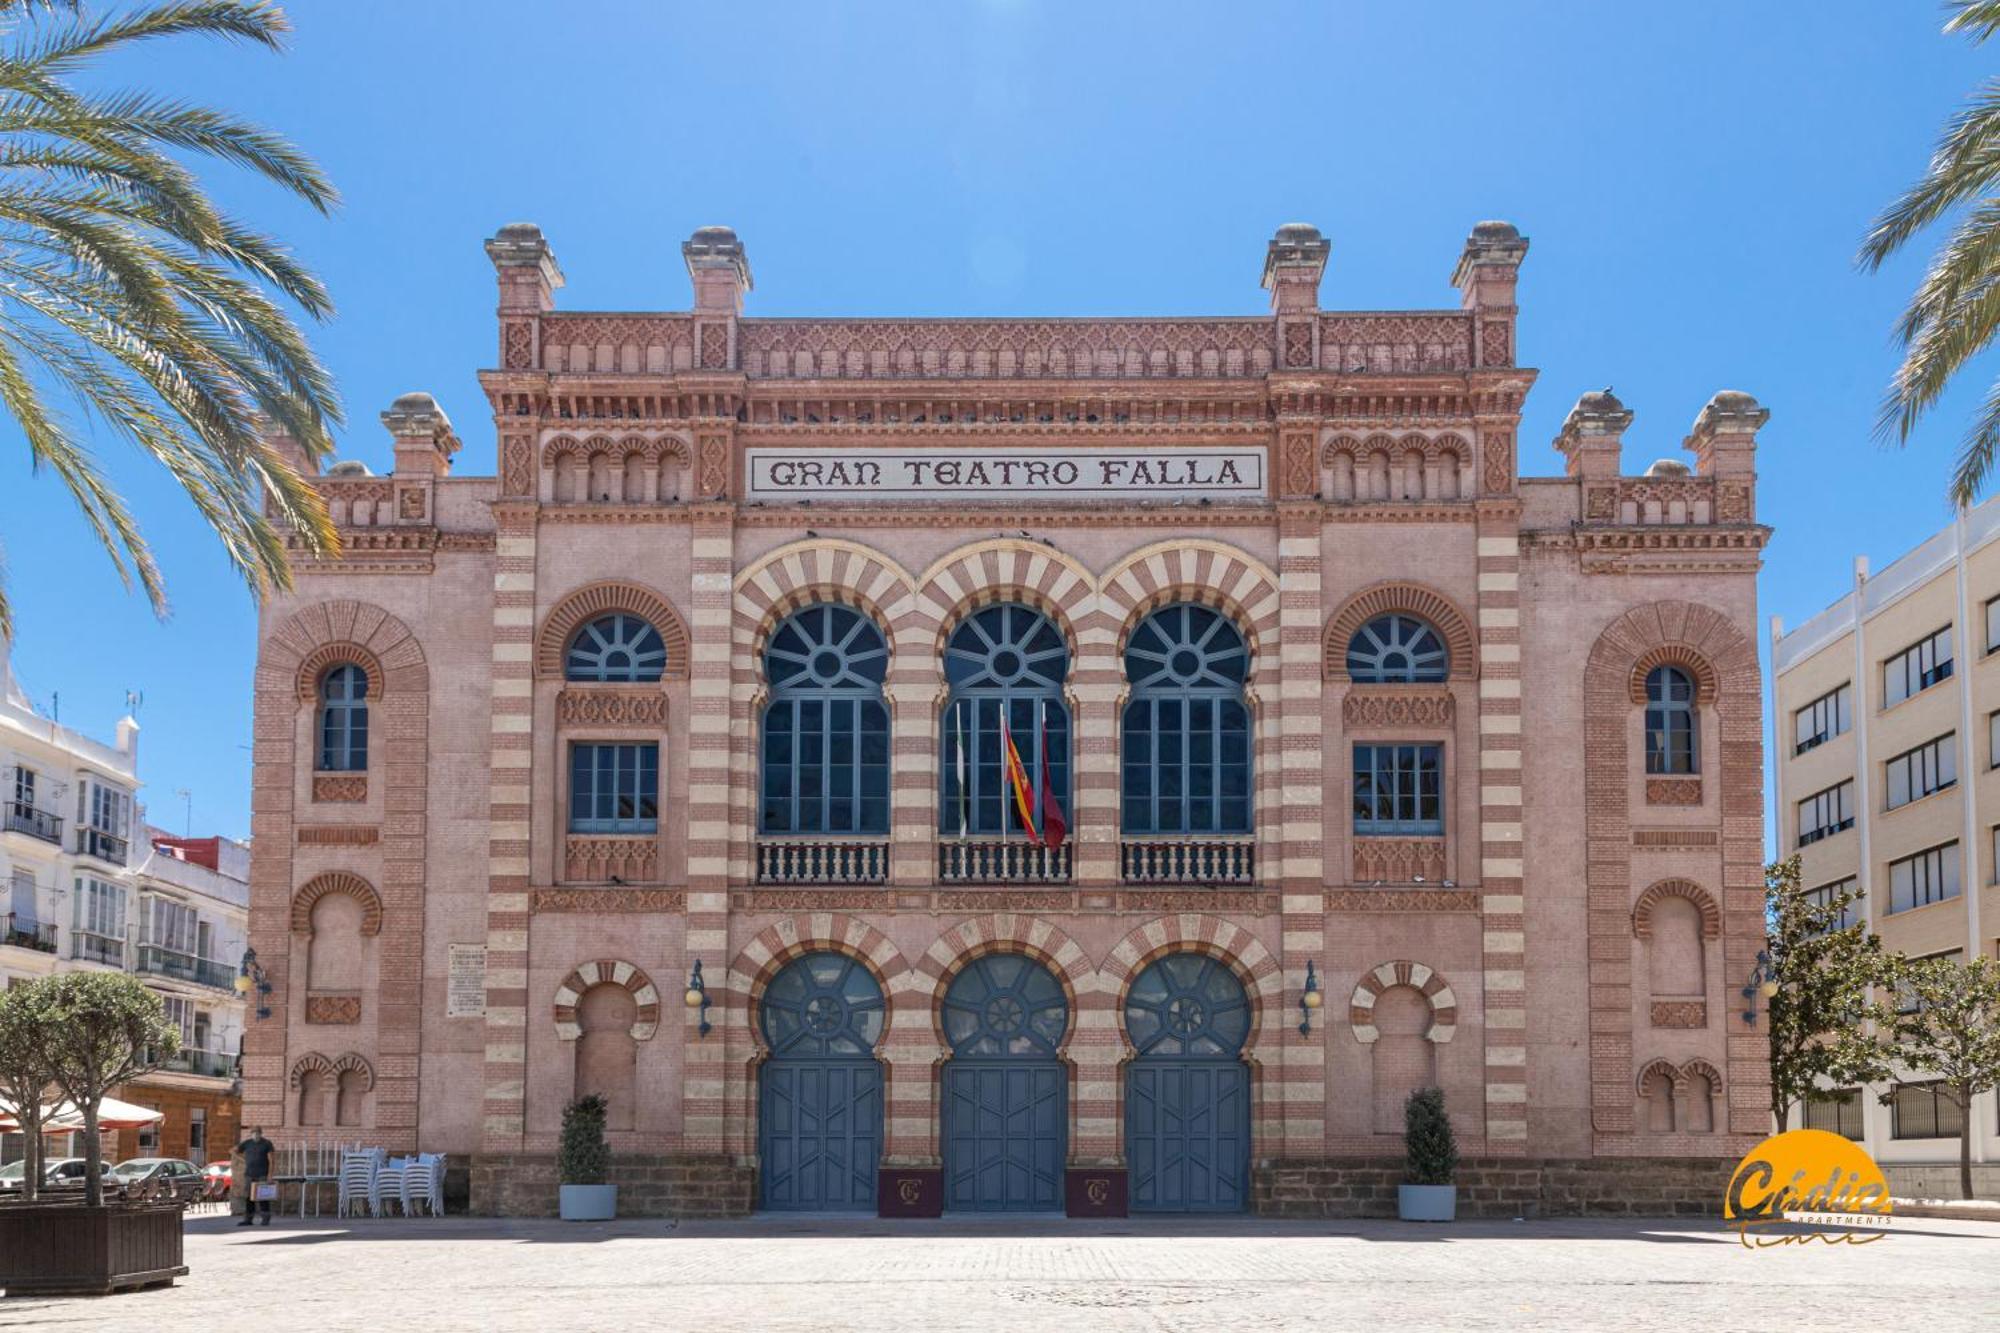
[1124,952,1251,1212]
[758,951,885,1211]
[941,953,1069,1212]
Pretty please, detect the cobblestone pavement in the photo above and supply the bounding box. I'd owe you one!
[4,1213,1998,1332]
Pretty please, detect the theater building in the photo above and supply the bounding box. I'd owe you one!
[243,220,1772,1216]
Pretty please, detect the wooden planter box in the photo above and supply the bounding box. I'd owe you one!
[0,1200,186,1296]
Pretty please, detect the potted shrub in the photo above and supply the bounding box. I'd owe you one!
[1397,1086,1458,1222]
[557,1094,616,1221]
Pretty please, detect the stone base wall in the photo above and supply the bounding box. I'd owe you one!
[1253,1156,1736,1219]
[1885,1162,2000,1202]
[470,1154,754,1218]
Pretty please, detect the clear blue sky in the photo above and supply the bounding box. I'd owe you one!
[0,2,1988,839]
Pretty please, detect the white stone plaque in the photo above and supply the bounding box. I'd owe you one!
[447,943,487,1018]
[743,446,1266,503]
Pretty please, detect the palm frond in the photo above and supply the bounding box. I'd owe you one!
[15,1,286,73]
[1861,78,2000,270]
[1946,374,2000,505]
[1948,1,2000,42]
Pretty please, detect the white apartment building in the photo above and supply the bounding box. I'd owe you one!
[1772,497,2000,1197]
[1,639,247,1164]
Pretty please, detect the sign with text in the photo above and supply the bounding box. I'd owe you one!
[446,944,487,1018]
[743,446,1266,503]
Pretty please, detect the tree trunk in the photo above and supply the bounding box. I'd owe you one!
[1961,1086,1975,1201]
[80,1102,101,1208]
[20,1110,39,1203]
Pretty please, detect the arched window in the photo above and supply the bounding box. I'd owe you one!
[939,604,1069,837]
[1122,604,1251,834]
[760,605,890,835]
[317,665,368,772]
[335,1069,367,1127]
[1644,666,1697,775]
[298,1069,327,1127]
[565,613,667,683]
[1347,614,1448,683]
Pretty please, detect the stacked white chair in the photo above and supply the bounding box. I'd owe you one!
[372,1156,410,1217]
[335,1149,381,1219]
[402,1153,446,1217]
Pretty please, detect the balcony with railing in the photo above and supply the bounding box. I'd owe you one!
[136,944,237,992]
[755,838,889,886]
[937,839,1071,885]
[1121,837,1257,886]
[70,931,124,966]
[1,913,56,954]
[3,799,61,845]
[155,1047,236,1079]
[74,825,128,866]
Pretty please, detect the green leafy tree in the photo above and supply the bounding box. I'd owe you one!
[1862,2,2000,503]
[1890,954,2000,1201]
[558,1093,609,1187]
[1764,857,1902,1128]
[1402,1086,1457,1186]
[0,0,340,637]
[0,981,56,1202]
[34,971,177,1207]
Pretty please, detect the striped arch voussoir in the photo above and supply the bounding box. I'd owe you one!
[1627,645,1719,707]
[536,581,690,679]
[294,642,384,703]
[541,432,691,468]
[1347,960,1459,1044]
[290,873,383,936]
[729,914,912,1054]
[1325,581,1477,682]
[918,915,1092,1053]
[1321,430,1473,467]
[331,1052,375,1090]
[1098,540,1280,670]
[1636,1058,1682,1095]
[288,1051,335,1089]
[735,539,917,662]
[1630,879,1722,940]
[552,959,662,1042]
[1678,1058,1722,1094]
[264,599,426,702]
[914,538,1097,655]
[1101,914,1281,1003]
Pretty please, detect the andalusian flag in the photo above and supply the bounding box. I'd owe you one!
[999,709,1041,846]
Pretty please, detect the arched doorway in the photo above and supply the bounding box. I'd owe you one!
[1124,952,1251,1212]
[757,951,885,1211]
[941,953,1069,1212]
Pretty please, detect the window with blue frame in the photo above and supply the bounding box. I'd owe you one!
[569,743,659,833]
[317,665,368,772]
[1352,743,1443,835]
[939,603,1069,837]
[760,604,890,835]
[1121,604,1251,835]
[565,613,667,682]
[1644,665,1698,775]
[1347,613,1448,683]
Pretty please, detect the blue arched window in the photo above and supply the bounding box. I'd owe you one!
[760,605,890,835]
[1347,613,1448,683]
[1122,605,1250,835]
[317,665,368,772]
[566,613,667,682]
[1644,665,1698,775]
[939,604,1069,837]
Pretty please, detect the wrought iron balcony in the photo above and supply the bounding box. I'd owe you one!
[755,838,889,886]
[136,945,237,991]
[1,913,56,954]
[2,800,61,844]
[70,931,124,966]
[938,839,1071,885]
[156,1048,236,1079]
[1121,837,1256,886]
[74,826,128,865]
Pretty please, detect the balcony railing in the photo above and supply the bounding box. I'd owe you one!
[755,838,889,885]
[938,839,1071,885]
[3,800,61,844]
[1121,838,1256,886]
[74,826,128,865]
[71,931,124,966]
[1,913,56,954]
[136,944,237,991]
[156,1048,236,1079]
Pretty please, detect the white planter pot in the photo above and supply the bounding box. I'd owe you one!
[558,1183,617,1221]
[1398,1184,1456,1222]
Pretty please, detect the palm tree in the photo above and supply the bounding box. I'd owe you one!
[1863,1,2000,505]
[0,0,338,637]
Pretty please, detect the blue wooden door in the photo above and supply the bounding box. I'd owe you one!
[940,953,1070,1212]
[1124,953,1251,1212]
[758,952,885,1211]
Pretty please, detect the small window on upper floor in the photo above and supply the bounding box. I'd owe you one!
[565,613,667,683]
[1887,845,1960,916]
[1987,594,2000,655]
[317,665,369,772]
[1352,743,1443,836]
[1346,614,1448,684]
[1794,683,1852,755]
[1884,626,1953,708]
[1643,666,1698,775]
[1795,780,1854,847]
[1885,733,1957,810]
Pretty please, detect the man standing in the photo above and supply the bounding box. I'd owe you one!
[236,1126,274,1227]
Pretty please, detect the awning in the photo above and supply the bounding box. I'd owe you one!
[0,1095,164,1133]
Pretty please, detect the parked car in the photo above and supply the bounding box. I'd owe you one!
[202,1160,232,1200]
[0,1157,86,1192]
[105,1157,205,1204]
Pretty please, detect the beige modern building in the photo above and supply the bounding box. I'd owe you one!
[1772,498,2000,1194]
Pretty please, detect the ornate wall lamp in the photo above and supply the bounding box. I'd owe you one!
[1298,960,1323,1037]
[1740,950,1779,1027]
[685,959,712,1038]
[235,947,272,1020]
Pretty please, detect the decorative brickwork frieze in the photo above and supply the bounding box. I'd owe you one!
[305,994,363,1025]
[562,836,659,884]
[556,687,669,728]
[1649,1001,1708,1029]
[296,825,379,846]
[1351,837,1447,885]
[311,775,366,803]
[1644,778,1702,806]
[1342,687,1454,728]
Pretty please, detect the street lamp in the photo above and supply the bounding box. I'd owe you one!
[685,959,712,1039]
[1741,950,1779,1027]
[1298,960,1323,1037]
[236,947,272,1020]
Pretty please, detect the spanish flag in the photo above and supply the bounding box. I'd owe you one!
[999,710,1041,846]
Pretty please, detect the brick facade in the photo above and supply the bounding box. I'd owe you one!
[245,220,1771,1217]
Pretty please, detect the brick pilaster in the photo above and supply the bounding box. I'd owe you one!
[684,497,736,1154]
[1276,502,1326,1157]
[1474,504,1529,1149]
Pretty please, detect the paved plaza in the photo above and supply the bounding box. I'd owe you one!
[3,1212,1998,1331]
